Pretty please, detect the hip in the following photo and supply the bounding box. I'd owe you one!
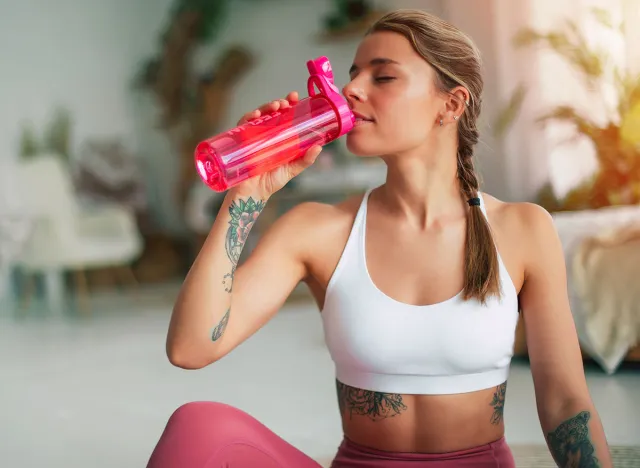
[331,436,515,468]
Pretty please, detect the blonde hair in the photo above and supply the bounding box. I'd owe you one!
[368,9,500,304]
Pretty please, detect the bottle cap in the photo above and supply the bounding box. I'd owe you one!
[306,56,355,138]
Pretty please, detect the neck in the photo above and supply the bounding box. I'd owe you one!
[377,139,464,227]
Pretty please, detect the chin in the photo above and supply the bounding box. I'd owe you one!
[345,132,384,157]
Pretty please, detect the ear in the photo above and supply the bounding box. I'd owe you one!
[444,86,470,120]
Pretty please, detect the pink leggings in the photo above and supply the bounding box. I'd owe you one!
[146,402,516,467]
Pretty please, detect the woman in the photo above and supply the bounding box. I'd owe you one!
[148,9,611,468]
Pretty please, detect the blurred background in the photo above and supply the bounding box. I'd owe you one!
[0,0,639,466]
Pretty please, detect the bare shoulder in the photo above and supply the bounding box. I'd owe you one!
[265,192,364,255]
[481,192,560,259]
[273,193,362,230]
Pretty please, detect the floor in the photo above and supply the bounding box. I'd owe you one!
[1,284,639,468]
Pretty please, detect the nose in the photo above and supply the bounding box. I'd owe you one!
[342,80,366,105]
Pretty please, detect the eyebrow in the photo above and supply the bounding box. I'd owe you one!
[349,58,399,75]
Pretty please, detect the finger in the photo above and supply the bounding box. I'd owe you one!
[238,92,297,125]
[237,109,260,125]
[258,100,282,114]
[303,145,322,164]
[288,146,322,177]
[286,91,299,105]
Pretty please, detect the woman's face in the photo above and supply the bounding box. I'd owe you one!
[343,31,444,157]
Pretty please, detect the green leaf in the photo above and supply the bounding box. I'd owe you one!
[229,201,243,219]
[513,23,605,87]
[493,83,528,140]
[590,7,615,30]
[616,70,640,118]
[44,107,72,162]
[513,9,640,210]
[170,0,230,43]
[245,198,257,212]
[19,123,40,159]
[512,28,542,48]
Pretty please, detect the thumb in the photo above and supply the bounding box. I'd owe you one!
[287,145,322,177]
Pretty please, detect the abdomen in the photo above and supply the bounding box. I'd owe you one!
[336,379,507,453]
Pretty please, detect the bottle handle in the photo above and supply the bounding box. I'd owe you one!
[306,56,340,99]
[306,56,354,138]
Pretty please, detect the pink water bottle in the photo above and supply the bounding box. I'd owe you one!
[194,56,355,192]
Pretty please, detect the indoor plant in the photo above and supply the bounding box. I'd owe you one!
[500,8,640,211]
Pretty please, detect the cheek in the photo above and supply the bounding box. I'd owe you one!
[389,77,432,112]
[381,94,434,141]
[345,83,437,156]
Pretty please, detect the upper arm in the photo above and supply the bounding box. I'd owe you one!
[212,202,321,360]
[517,204,590,415]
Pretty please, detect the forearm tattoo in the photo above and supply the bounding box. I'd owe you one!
[547,411,600,467]
[223,197,265,293]
[211,308,230,342]
[211,197,264,342]
[336,379,407,421]
[489,382,507,425]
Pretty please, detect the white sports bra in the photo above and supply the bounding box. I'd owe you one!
[321,189,520,395]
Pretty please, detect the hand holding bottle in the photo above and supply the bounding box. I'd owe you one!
[230,91,322,199]
[194,56,354,198]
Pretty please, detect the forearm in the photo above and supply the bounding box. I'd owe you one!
[167,189,267,367]
[542,398,611,467]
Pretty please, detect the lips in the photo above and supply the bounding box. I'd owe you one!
[352,111,374,125]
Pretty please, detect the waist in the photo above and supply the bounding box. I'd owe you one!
[337,381,507,453]
[333,436,513,466]
[336,366,510,395]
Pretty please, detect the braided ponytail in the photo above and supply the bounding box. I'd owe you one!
[457,136,501,303]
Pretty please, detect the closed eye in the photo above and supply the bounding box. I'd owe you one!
[375,76,396,83]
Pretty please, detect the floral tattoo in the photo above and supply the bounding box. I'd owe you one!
[211,196,265,342]
[223,197,265,292]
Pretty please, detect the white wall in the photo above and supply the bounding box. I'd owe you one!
[442,0,509,200]
[0,0,172,160]
[489,0,560,203]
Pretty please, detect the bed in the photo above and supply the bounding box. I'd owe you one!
[513,204,640,374]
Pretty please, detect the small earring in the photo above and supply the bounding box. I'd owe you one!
[439,119,443,127]
[453,115,458,121]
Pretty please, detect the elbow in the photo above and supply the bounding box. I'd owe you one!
[166,342,217,370]
[167,351,205,370]
[537,392,595,433]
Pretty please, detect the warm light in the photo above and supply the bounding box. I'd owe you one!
[621,102,640,148]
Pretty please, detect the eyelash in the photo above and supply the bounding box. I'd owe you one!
[375,76,396,83]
